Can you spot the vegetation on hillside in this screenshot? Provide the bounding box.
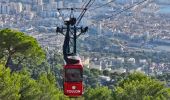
[0,29,170,100]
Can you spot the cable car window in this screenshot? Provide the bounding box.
[65,69,82,82]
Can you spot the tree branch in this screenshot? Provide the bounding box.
[16,56,26,67]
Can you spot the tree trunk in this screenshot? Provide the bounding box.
[5,55,12,68]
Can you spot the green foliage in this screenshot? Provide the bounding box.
[84,86,112,100]
[103,70,110,76]
[115,72,170,100]
[84,67,91,76]
[110,72,125,85]
[0,28,45,68]
[156,73,170,82]
[0,64,21,100]
[31,61,51,79]
[83,68,102,88]
[19,69,41,100]
[48,51,64,66]
[37,73,64,100]
[0,64,66,100]
[90,68,101,77]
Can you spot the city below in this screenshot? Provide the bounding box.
[1,0,170,87]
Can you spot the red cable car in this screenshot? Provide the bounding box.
[56,16,88,97]
[63,57,83,97]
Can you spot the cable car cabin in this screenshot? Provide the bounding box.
[64,61,83,97]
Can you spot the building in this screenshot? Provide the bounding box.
[24,4,31,11]
[0,3,10,14]
[57,1,64,8]
[15,2,23,13]
[37,0,43,5]
[49,0,55,4]
[81,57,90,68]
[9,2,23,14]
[127,58,136,64]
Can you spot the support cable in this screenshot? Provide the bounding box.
[89,0,116,11]
[76,0,95,26]
[104,0,149,20]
